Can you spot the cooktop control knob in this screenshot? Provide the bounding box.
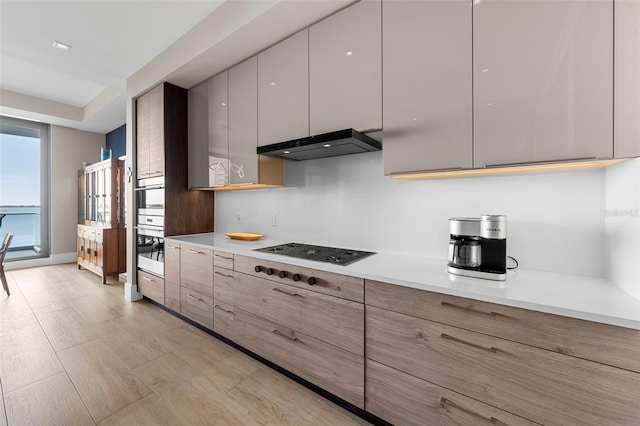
[279,271,288,279]
[254,265,262,273]
[308,277,317,285]
[266,268,274,275]
[292,274,301,282]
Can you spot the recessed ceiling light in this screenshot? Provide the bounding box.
[283,151,290,154]
[270,82,277,86]
[482,68,489,73]
[345,51,354,56]
[52,40,72,51]
[323,144,331,148]
[221,102,227,106]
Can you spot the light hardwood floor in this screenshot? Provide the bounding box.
[0,264,370,425]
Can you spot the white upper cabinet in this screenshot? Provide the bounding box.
[309,0,382,135]
[187,81,209,188]
[473,0,613,168]
[258,29,309,146]
[208,71,229,187]
[614,0,640,158]
[229,57,258,185]
[382,0,472,175]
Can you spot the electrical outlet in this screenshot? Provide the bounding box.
[236,213,243,224]
[271,214,277,227]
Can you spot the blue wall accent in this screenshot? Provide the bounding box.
[106,124,126,158]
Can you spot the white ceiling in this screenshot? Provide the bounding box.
[0,0,226,133]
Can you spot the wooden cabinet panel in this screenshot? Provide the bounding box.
[382,0,472,174]
[180,288,213,329]
[309,0,381,135]
[164,241,181,311]
[258,29,309,146]
[213,251,233,270]
[213,267,233,305]
[366,359,535,426]
[77,224,123,284]
[366,305,640,425]
[614,0,640,158]
[148,84,165,178]
[136,92,150,179]
[213,300,234,339]
[234,255,363,302]
[234,309,364,408]
[137,270,165,305]
[180,244,213,298]
[235,273,364,356]
[366,280,640,373]
[228,57,258,185]
[473,0,613,167]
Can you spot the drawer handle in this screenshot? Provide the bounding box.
[272,287,304,298]
[272,329,299,342]
[440,333,499,354]
[214,271,233,278]
[187,249,205,255]
[440,301,513,320]
[167,245,180,250]
[142,276,154,282]
[440,398,505,425]
[186,293,203,302]
[215,254,233,260]
[213,304,233,314]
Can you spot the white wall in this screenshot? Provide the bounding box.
[50,125,104,254]
[605,158,640,298]
[216,151,608,278]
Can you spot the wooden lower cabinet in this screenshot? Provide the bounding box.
[180,288,213,329]
[213,300,234,339]
[181,244,213,297]
[77,225,124,284]
[366,359,535,426]
[213,267,234,305]
[234,309,364,408]
[366,305,640,425]
[137,270,165,305]
[164,241,181,311]
[235,272,364,356]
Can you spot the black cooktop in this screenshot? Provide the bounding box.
[255,243,375,266]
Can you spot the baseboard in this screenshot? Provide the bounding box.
[4,251,77,271]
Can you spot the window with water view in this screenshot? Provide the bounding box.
[0,115,49,261]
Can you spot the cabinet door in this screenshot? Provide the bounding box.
[615,0,640,158]
[164,241,181,311]
[309,0,381,135]
[148,84,165,177]
[208,72,230,187]
[187,81,209,188]
[228,57,258,185]
[136,92,150,178]
[258,29,309,146]
[180,244,213,298]
[383,0,472,174]
[473,0,613,167]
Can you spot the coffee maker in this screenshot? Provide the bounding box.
[448,215,507,281]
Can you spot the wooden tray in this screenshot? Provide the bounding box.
[225,232,264,241]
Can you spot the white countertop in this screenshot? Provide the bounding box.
[165,233,640,330]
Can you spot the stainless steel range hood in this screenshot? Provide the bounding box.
[256,129,381,161]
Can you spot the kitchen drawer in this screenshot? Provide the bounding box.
[180,288,213,329]
[181,244,213,298]
[213,267,234,305]
[137,270,165,305]
[366,359,535,426]
[235,255,363,302]
[366,305,640,425]
[213,251,233,270]
[366,280,640,373]
[234,309,364,408]
[235,273,364,355]
[213,300,234,339]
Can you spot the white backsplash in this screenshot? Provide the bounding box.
[214,151,619,278]
[605,158,640,298]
